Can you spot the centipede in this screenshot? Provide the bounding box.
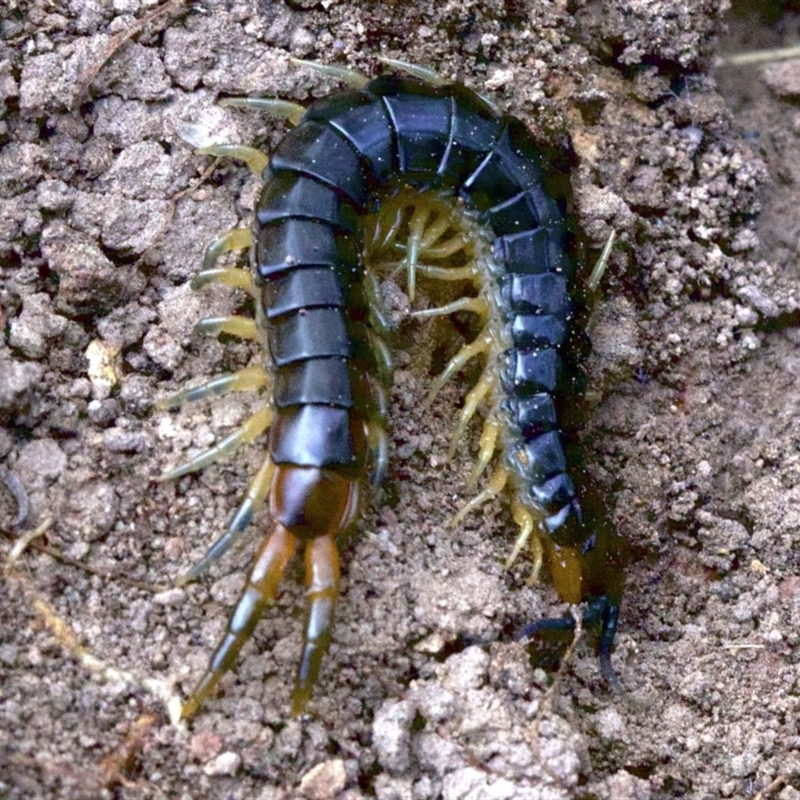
[160,58,625,719]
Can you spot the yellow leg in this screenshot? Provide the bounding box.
[375,56,448,86]
[219,97,306,126]
[157,366,268,410]
[196,226,254,274]
[176,456,276,586]
[418,213,454,249]
[191,266,254,295]
[586,229,616,293]
[414,264,480,282]
[450,466,509,527]
[196,143,269,178]
[505,500,545,586]
[469,417,500,488]
[160,406,272,481]
[195,315,260,340]
[368,420,390,486]
[290,58,370,89]
[365,188,480,294]
[369,203,405,252]
[390,222,474,298]
[369,331,395,384]
[410,295,487,321]
[420,233,473,260]
[402,203,432,302]
[448,371,495,459]
[364,271,396,335]
[423,330,492,410]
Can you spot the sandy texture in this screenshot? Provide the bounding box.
[2,0,799,798]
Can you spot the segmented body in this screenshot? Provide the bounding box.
[166,66,623,718]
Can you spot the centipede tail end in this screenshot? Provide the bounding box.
[517,593,622,693]
[517,496,626,691]
[181,522,298,719]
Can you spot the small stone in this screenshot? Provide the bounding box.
[87,398,119,427]
[102,426,145,453]
[152,587,185,606]
[64,481,119,539]
[299,759,347,799]
[0,355,43,421]
[372,700,414,773]
[42,221,145,317]
[763,59,800,98]
[85,339,122,400]
[16,439,67,491]
[100,141,174,199]
[8,293,69,359]
[202,750,241,777]
[373,774,414,800]
[414,632,447,654]
[438,647,490,694]
[589,769,652,800]
[0,142,46,192]
[100,196,171,255]
[36,178,76,212]
[19,52,66,113]
[96,42,171,101]
[0,644,19,666]
[593,707,626,742]
[97,303,157,350]
[142,326,184,372]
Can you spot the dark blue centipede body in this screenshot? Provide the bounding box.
[260,77,582,527]
[179,69,624,718]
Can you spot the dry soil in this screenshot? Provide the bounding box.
[2,1,800,798]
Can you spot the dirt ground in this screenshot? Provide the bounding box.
[2,0,800,798]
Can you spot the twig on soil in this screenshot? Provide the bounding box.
[73,0,188,102]
[753,774,789,800]
[99,713,160,790]
[7,517,52,563]
[138,155,227,266]
[4,519,185,726]
[4,514,167,592]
